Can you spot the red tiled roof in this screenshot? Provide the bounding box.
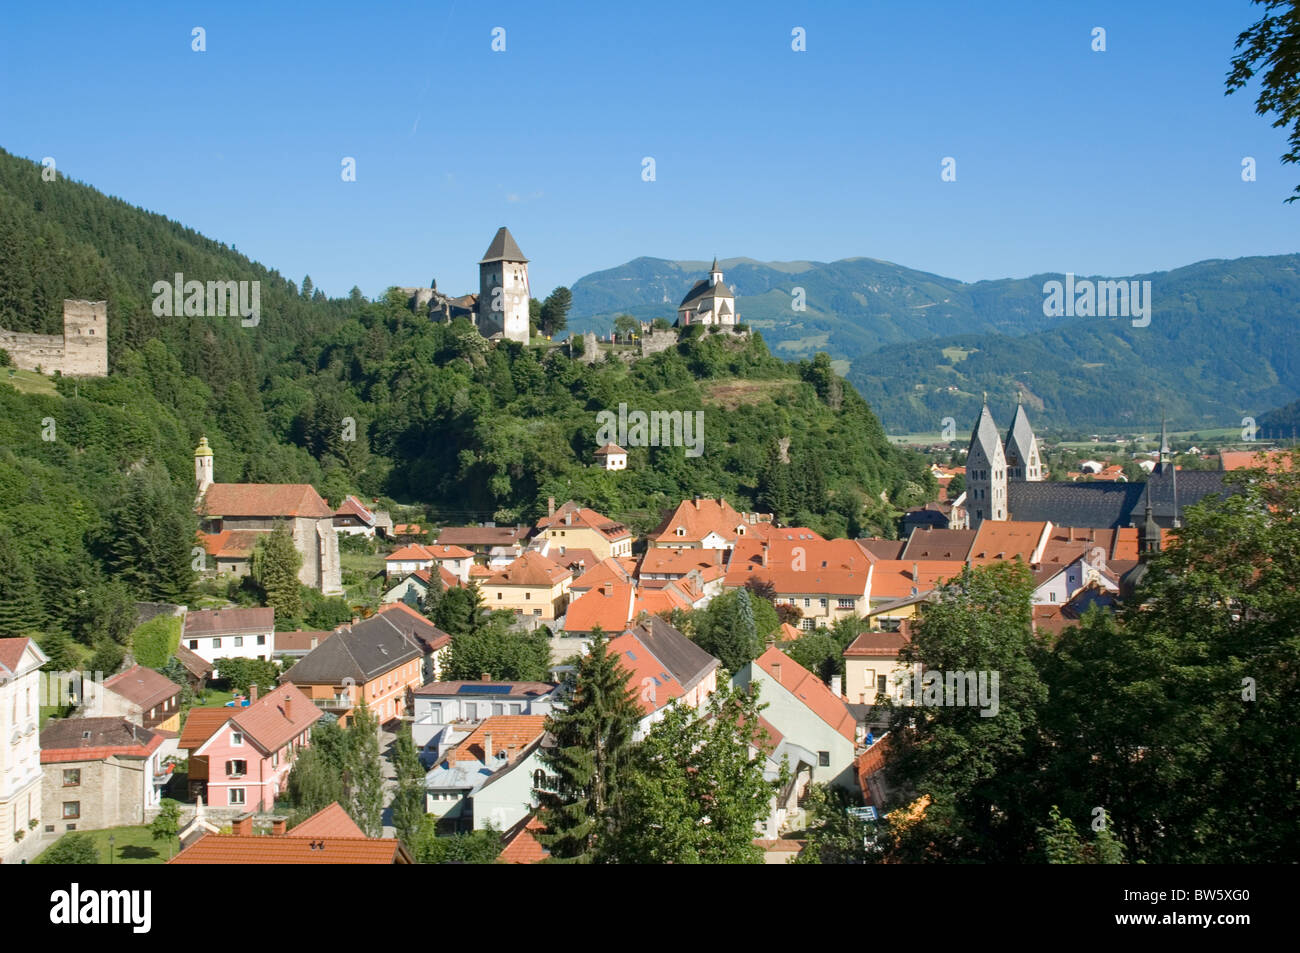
[273,630,334,653]
[436,525,530,547]
[200,483,333,519]
[0,637,33,672]
[725,537,873,595]
[843,631,909,658]
[868,560,965,600]
[607,631,685,716]
[564,583,636,634]
[499,815,549,864]
[40,717,164,762]
[650,498,749,545]
[594,443,627,456]
[637,547,728,578]
[968,520,1050,565]
[753,646,856,743]
[169,832,409,864]
[550,548,601,574]
[387,544,434,562]
[174,643,213,678]
[177,707,235,751]
[224,685,320,755]
[334,495,376,525]
[200,530,262,558]
[447,716,547,764]
[486,551,572,588]
[571,557,635,591]
[535,501,632,542]
[290,802,365,838]
[633,586,691,617]
[104,665,180,711]
[1220,449,1293,472]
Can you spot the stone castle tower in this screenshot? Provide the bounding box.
[0,299,108,377]
[476,226,530,344]
[966,399,1008,528]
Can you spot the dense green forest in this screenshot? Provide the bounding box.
[0,147,929,665]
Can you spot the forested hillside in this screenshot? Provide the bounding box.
[0,148,930,669]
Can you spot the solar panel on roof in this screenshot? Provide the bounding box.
[625,650,637,660]
[457,684,512,694]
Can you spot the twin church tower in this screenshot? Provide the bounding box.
[964,397,1043,527]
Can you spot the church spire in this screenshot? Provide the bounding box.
[709,257,722,286]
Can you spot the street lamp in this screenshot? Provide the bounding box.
[108,833,114,865]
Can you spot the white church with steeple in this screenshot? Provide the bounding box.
[677,258,738,326]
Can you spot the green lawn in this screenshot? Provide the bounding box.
[1,367,59,396]
[38,825,172,864]
[195,686,239,708]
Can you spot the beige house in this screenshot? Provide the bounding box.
[842,630,917,705]
[484,552,573,620]
[0,638,47,861]
[725,536,873,631]
[534,501,633,561]
[40,718,166,834]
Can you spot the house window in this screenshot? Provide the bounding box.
[231,732,243,746]
[803,598,811,608]
[234,636,243,647]
[257,635,266,645]
[509,703,522,715]
[463,703,476,720]
[62,802,80,819]
[878,675,888,696]
[212,638,222,649]
[817,751,830,768]
[820,598,828,608]
[497,593,503,600]
[801,618,815,631]
[533,609,541,616]
[525,592,531,600]
[188,640,198,650]
[229,789,245,805]
[492,703,504,716]
[63,769,81,787]
[838,598,855,610]
[226,760,247,777]
[428,703,442,721]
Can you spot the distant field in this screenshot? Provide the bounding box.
[889,432,948,445]
[941,346,973,363]
[1,367,58,396]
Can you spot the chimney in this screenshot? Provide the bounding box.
[249,684,258,704]
[771,662,782,683]
[271,817,287,836]
[548,497,555,518]
[830,675,842,698]
[483,731,493,763]
[912,562,919,583]
[565,512,573,526]
[480,672,491,682]
[760,542,769,567]
[310,637,318,649]
[233,813,253,837]
[283,693,292,719]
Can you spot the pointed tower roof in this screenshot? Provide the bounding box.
[1005,403,1038,461]
[479,227,529,264]
[968,404,1003,463]
[710,257,720,272]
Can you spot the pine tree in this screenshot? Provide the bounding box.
[251,523,303,622]
[391,725,426,849]
[537,630,641,862]
[96,464,196,602]
[0,530,44,636]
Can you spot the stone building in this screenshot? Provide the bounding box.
[194,438,342,595]
[40,717,166,834]
[0,299,108,377]
[476,227,530,344]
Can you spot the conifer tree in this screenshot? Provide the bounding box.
[251,523,303,622]
[537,629,641,862]
[346,699,385,837]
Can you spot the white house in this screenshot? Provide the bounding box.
[410,681,557,753]
[0,638,47,861]
[594,443,628,471]
[182,607,275,675]
[423,716,547,832]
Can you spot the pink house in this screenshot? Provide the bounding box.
[191,684,320,811]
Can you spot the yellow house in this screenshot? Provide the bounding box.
[102,665,183,733]
[485,552,574,620]
[535,501,633,561]
[842,630,917,706]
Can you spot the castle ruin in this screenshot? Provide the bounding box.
[0,299,108,377]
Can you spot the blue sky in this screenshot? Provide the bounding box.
[1,0,1294,300]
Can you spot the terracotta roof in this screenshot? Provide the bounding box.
[169,831,410,864]
[40,717,163,762]
[564,583,636,634]
[637,547,728,578]
[499,815,549,864]
[0,637,34,673]
[486,551,572,588]
[968,520,1050,566]
[535,501,632,542]
[607,631,685,715]
[446,715,547,764]
[185,607,275,637]
[856,538,907,560]
[868,560,965,600]
[174,643,213,678]
[177,707,235,751]
[778,622,803,642]
[549,548,601,574]
[222,685,320,755]
[855,734,893,789]
[650,497,749,545]
[900,528,977,561]
[594,443,627,456]
[571,557,636,591]
[200,483,333,519]
[104,665,180,711]
[428,544,474,559]
[200,530,262,558]
[387,544,434,562]
[843,631,909,658]
[753,646,856,743]
[725,537,873,595]
[1220,449,1292,472]
[633,586,691,617]
[469,564,493,579]
[334,495,376,525]
[290,802,365,838]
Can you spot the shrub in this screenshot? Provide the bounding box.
[131,614,182,668]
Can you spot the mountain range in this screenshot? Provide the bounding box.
[568,254,1300,433]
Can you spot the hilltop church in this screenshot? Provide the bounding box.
[676,258,739,327]
[958,400,1231,531]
